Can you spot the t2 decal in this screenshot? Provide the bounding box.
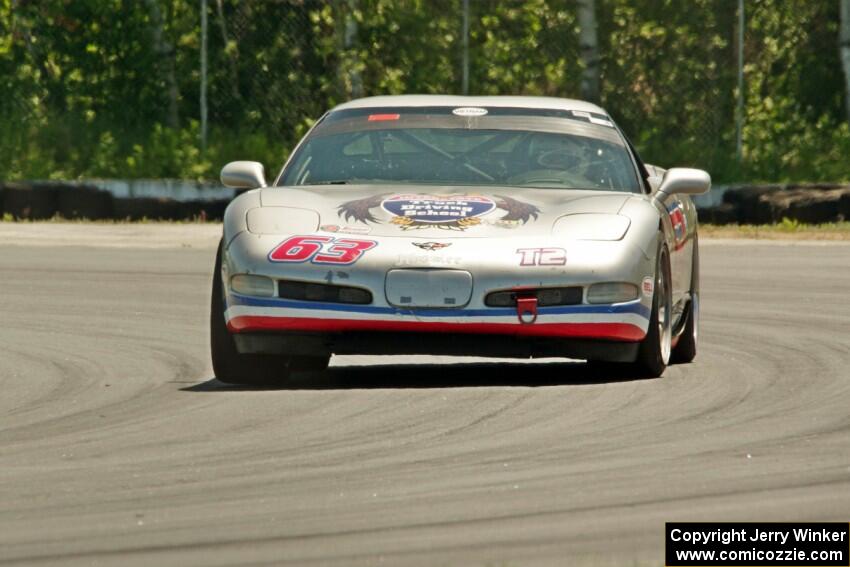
[269,235,377,265]
[516,247,567,266]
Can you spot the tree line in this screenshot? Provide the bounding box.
[0,0,848,183]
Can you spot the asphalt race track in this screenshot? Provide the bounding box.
[1,227,849,566]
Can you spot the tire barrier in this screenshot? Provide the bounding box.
[0,181,230,221]
[700,183,850,225]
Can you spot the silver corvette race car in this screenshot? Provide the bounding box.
[211,95,709,384]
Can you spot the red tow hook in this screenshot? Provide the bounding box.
[516,295,538,324]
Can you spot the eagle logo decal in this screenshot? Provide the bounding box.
[338,193,540,231]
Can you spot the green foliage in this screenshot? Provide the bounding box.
[473,1,578,96]
[0,0,848,182]
[601,0,736,174]
[735,0,848,182]
[701,220,850,240]
[779,217,802,231]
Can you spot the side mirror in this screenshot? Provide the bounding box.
[654,168,710,202]
[221,161,267,189]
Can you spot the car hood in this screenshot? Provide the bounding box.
[258,184,634,238]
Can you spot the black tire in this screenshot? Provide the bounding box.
[671,235,699,364]
[630,237,673,378]
[210,240,293,385]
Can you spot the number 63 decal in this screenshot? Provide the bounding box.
[269,235,377,265]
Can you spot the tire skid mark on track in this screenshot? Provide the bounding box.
[6,473,850,567]
[1,242,850,566]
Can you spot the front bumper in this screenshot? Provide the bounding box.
[232,328,641,362]
[222,231,654,356]
[225,292,649,342]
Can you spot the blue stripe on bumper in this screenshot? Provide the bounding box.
[227,293,651,320]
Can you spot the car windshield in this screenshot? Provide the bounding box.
[279,107,641,192]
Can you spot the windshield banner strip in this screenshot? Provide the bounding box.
[311,114,625,146]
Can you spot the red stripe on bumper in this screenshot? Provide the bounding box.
[226,316,646,342]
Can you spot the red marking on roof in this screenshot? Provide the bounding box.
[367,113,400,121]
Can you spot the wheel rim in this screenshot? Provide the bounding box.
[658,254,672,364]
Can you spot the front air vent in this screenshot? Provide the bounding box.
[485,287,583,307]
[278,280,372,305]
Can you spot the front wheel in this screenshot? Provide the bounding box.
[671,235,699,364]
[630,238,673,378]
[210,240,294,386]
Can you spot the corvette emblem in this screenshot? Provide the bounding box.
[412,241,452,251]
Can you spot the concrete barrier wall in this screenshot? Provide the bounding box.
[1,180,848,223]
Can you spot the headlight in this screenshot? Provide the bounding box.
[552,213,630,240]
[230,274,276,297]
[246,207,320,234]
[586,282,639,304]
